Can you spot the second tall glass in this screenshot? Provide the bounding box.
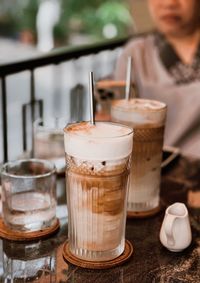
[111,99,167,214]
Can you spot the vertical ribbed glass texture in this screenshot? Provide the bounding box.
[66,156,131,261]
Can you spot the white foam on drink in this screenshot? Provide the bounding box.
[64,122,133,160]
[111,99,166,125]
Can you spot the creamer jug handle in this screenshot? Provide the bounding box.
[164,214,176,246]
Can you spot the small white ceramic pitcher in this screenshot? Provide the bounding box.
[160,202,192,252]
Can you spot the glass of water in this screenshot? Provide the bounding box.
[33,117,67,174]
[1,159,56,232]
[2,239,56,281]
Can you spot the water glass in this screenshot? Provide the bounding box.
[2,239,56,281]
[33,117,66,173]
[1,159,56,232]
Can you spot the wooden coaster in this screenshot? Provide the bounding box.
[127,204,161,219]
[0,218,60,241]
[62,239,133,269]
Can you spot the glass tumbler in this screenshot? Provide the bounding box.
[33,117,67,174]
[111,98,167,213]
[64,121,133,261]
[1,159,56,232]
[2,239,56,281]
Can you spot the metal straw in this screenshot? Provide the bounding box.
[89,71,95,125]
[125,56,132,100]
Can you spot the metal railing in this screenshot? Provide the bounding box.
[0,36,129,163]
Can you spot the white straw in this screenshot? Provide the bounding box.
[125,56,132,100]
[89,72,95,125]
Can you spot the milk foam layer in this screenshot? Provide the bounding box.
[111,99,166,126]
[64,122,133,161]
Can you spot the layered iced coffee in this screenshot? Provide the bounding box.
[64,121,133,261]
[111,99,167,213]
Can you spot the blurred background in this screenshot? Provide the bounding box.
[0,0,154,162]
[0,0,154,54]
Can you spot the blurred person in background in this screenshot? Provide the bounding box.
[115,0,200,157]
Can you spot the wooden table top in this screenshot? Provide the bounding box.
[1,155,200,282]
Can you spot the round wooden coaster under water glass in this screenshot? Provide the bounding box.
[127,204,162,219]
[0,218,60,241]
[63,239,133,269]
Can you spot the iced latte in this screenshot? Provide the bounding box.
[64,122,133,261]
[111,99,167,214]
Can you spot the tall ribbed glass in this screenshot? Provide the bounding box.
[111,99,167,213]
[64,122,133,261]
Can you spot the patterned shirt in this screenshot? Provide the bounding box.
[154,32,200,85]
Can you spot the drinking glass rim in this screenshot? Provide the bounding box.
[1,159,56,179]
[111,98,167,112]
[63,121,134,139]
